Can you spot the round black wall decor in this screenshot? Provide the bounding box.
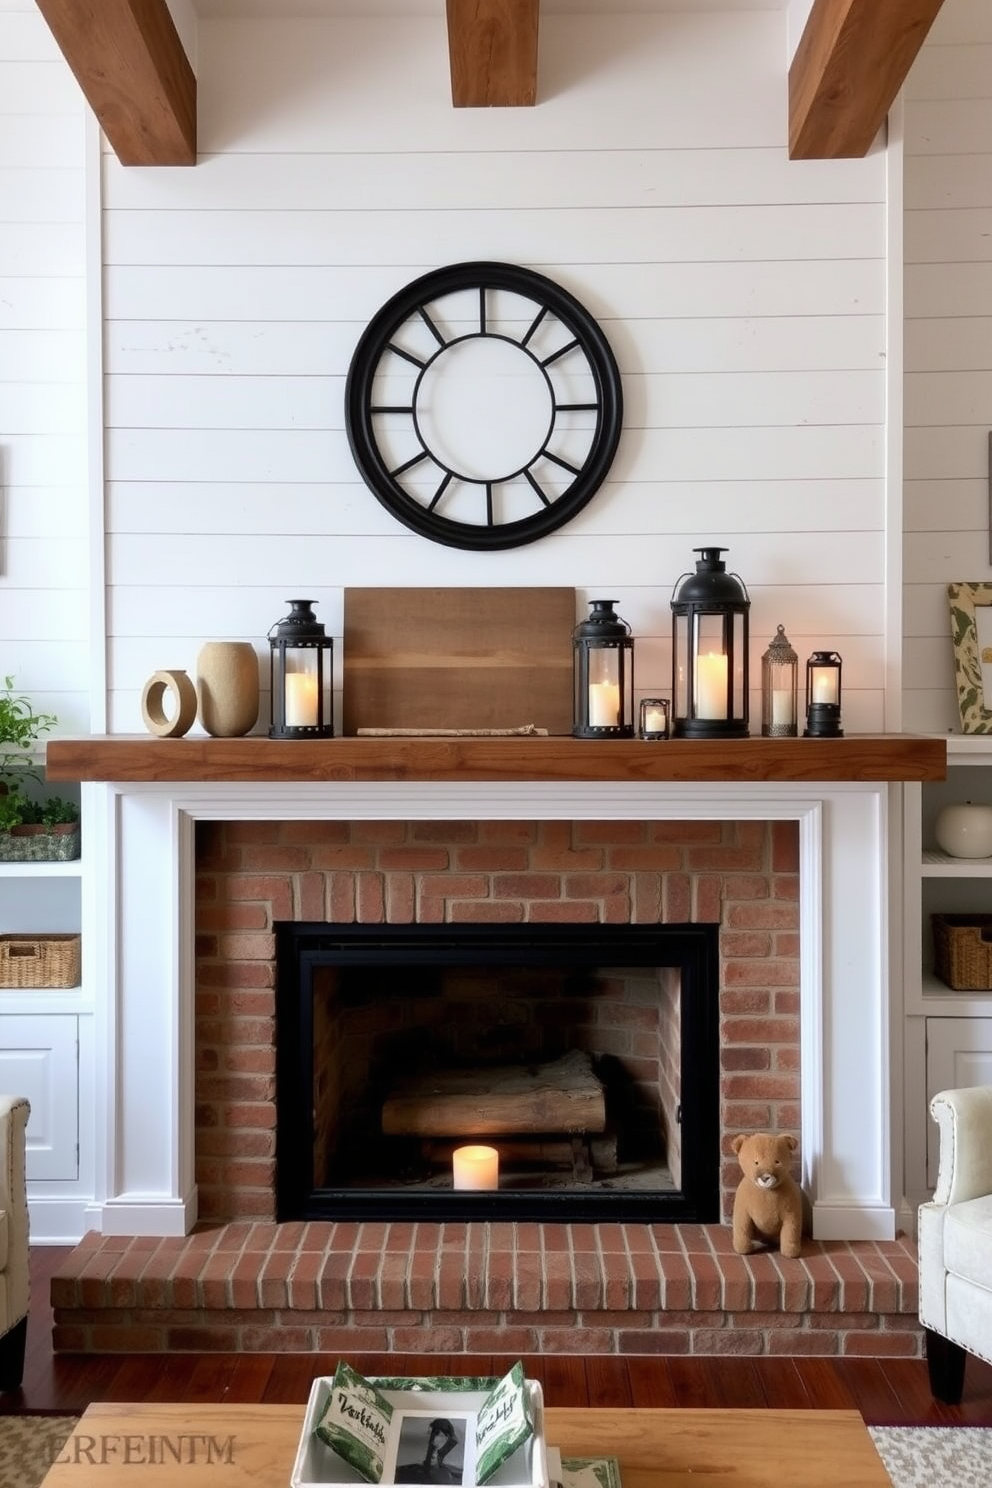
[344,261,624,551]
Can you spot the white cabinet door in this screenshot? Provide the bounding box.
[926,1017,992,1189]
[0,1014,78,1180]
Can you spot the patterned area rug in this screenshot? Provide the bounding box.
[868,1428,992,1487]
[0,1414,79,1488]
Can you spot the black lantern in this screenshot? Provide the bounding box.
[804,650,843,738]
[572,599,635,738]
[761,624,798,738]
[268,599,334,739]
[670,547,750,739]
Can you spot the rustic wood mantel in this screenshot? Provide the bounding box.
[45,733,946,785]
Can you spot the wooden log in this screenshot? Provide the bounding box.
[381,1049,606,1137]
[420,1132,618,1173]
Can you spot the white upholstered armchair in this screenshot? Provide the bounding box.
[0,1095,30,1391]
[918,1085,992,1403]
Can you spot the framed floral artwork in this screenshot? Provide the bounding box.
[949,581,992,732]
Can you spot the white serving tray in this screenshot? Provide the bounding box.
[291,1374,548,1488]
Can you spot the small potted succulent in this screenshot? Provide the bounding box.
[0,677,78,862]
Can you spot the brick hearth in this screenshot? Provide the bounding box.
[51,1222,922,1357]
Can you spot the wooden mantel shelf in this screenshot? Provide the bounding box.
[45,733,946,785]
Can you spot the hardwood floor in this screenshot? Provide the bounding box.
[4,1247,992,1424]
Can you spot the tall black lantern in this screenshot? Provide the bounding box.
[804,650,843,738]
[572,599,635,738]
[670,547,750,739]
[268,599,334,739]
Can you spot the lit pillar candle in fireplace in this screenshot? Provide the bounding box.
[452,1144,499,1190]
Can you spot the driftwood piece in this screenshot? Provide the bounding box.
[381,1049,606,1137]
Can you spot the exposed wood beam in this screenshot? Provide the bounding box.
[445,0,539,108]
[789,0,945,159]
[34,0,196,166]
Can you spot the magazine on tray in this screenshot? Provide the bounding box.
[313,1359,535,1486]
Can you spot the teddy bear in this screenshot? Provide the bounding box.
[731,1131,803,1259]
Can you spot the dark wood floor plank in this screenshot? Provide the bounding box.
[792,1357,860,1411]
[708,1357,767,1409]
[665,1357,721,1409]
[750,1358,811,1409]
[585,1357,631,1408]
[832,1359,902,1421]
[531,1356,588,1408]
[625,1356,678,1407]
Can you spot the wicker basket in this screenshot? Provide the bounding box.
[932,913,992,990]
[0,933,81,989]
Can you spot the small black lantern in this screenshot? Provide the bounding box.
[804,650,843,738]
[670,547,750,739]
[761,624,798,738]
[639,697,670,740]
[268,599,334,739]
[572,599,635,738]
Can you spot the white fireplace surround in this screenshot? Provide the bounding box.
[83,776,899,1243]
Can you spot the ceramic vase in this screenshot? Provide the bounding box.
[934,802,992,859]
[196,641,259,738]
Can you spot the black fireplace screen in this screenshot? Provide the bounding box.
[275,922,719,1222]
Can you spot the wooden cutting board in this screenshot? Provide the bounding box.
[342,587,576,736]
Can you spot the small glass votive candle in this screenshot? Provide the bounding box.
[639,698,670,740]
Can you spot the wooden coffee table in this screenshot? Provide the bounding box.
[40,1402,891,1486]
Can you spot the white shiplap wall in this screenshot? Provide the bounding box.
[904,0,992,734]
[101,8,888,733]
[0,0,89,734]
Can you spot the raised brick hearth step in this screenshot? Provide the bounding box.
[51,1222,922,1359]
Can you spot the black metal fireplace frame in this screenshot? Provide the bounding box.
[275,921,720,1223]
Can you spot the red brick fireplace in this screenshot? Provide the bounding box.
[45,736,941,1356]
[192,816,801,1227]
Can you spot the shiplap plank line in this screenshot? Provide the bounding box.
[104,148,884,213]
[104,424,883,485]
[105,530,885,589]
[104,315,887,378]
[0,331,85,382]
[106,480,884,538]
[905,155,992,212]
[102,205,885,267]
[104,370,884,430]
[104,262,885,324]
[905,316,992,370]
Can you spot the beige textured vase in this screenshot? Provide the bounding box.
[196,641,260,738]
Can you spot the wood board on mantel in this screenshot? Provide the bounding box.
[342,587,576,736]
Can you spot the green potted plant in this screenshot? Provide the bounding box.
[0,677,78,862]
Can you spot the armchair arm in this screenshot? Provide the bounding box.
[0,1095,30,1327]
[930,1085,992,1206]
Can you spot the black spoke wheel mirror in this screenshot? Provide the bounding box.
[345,261,624,551]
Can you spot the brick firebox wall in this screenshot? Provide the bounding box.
[194,818,801,1226]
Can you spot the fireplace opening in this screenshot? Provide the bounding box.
[275,921,720,1221]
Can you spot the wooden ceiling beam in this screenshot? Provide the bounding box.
[445,0,539,108]
[34,0,196,166]
[789,0,945,160]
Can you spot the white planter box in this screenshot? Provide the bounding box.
[291,1375,548,1488]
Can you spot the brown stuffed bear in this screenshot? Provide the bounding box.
[731,1131,803,1259]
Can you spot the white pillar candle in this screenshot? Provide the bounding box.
[695,653,728,720]
[771,688,793,727]
[452,1144,499,1190]
[811,669,839,705]
[587,680,620,728]
[642,703,668,735]
[284,672,318,727]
